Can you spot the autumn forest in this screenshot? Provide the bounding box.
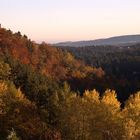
[0,27,140,140]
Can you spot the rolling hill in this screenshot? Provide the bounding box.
[54,34,140,47]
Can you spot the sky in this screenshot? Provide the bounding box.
[0,0,140,43]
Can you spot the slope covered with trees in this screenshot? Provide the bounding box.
[0,27,140,140]
[61,45,140,102]
[0,27,104,80]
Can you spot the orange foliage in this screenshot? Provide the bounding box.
[0,27,105,80]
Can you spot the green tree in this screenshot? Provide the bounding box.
[0,81,55,140]
[0,60,11,81]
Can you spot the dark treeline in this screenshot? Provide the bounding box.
[60,45,140,102]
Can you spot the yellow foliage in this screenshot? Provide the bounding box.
[15,88,25,100]
[0,82,8,115]
[124,119,139,140]
[0,82,8,93]
[125,92,140,110]
[65,52,74,63]
[72,70,86,78]
[101,89,120,109]
[84,89,100,103]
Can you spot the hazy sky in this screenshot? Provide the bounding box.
[0,0,140,43]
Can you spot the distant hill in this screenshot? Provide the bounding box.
[54,35,140,47]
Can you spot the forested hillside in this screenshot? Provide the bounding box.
[0,27,105,80]
[61,45,140,103]
[0,27,140,140]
